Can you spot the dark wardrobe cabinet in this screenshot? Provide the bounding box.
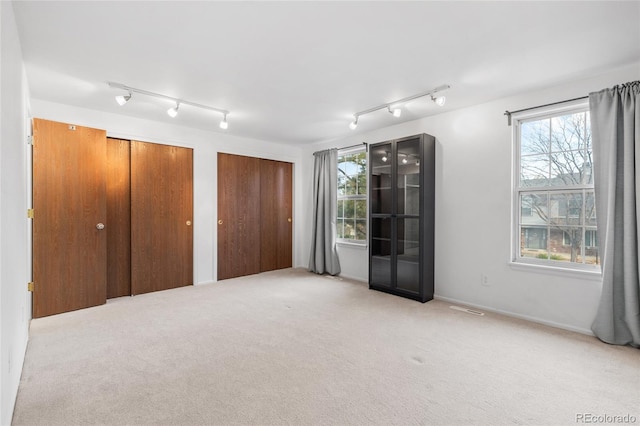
[369,134,435,302]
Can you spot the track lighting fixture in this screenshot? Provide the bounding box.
[115,92,131,106]
[349,84,450,129]
[381,155,388,162]
[388,106,402,118]
[167,102,180,118]
[402,158,408,164]
[107,81,230,129]
[431,95,446,107]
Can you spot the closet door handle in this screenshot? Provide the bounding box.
[96,223,105,230]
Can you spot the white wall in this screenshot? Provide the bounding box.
[0,2,31,424]
[30,99,306,285]
[302,63,640,334]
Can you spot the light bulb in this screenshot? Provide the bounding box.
[387,105,402,118]
[382,156,387,162]
[219,116,228,129]
[167,103,179,118]
[115,93,131,106]
[402,158,408,164]
[349,119,358,130]
[432,95,446,107]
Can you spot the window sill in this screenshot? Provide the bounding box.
[337,240,368,250]
[509,260,602,281]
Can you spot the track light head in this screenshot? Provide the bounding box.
[115,92,131,106]
[388,106,402,118]
[167,102,180,118]
[431,95,446,107]
[219,114,228,130]
[349,116,358,130]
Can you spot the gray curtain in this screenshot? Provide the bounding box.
[308,149,341,275]
[589,81,640,347]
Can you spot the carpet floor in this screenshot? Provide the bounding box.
[12,268,640,425]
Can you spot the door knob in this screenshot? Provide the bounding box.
[287,218,292,223]
[186,220,192,226]
[218,219,223,225]
[96,223,105,230]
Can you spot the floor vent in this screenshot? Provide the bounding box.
[450,305,485,316]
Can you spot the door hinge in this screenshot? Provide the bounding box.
[27,208,34,219]
[27,135,34,145]
[27,282,34,292]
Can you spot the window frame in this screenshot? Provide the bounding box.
[337,145,368,246]
[510,99,601,275]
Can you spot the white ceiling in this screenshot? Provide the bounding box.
[11,1,640,145]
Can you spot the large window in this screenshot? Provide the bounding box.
[514,103,600,271]
[337,147,367,243]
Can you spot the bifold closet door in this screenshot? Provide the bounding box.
[260,160,293,272]
[217,153,262,280]
[131,141,193,295]
[106,138,131,298]
[32,119,107,318]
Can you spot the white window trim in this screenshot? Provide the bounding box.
[510,99,601,275]
[337,145,368,246]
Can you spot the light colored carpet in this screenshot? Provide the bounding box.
[12,268,639,426]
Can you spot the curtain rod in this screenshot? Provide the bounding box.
[313,142,367,156]
[504,95,588,126]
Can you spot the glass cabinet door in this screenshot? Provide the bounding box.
[396,137,421,293]
[370,143,392,215]
[396,137,421,216]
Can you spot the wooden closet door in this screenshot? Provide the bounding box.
[217,153,261,280]
[260,160,293,272]
[32,119,107,318]
[131,141,193,295]
[106,138,131,298]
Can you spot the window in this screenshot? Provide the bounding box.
[514,103,600,270]
[337,147,367,243]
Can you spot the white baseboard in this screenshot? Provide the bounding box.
[434,295,594,336]
[337,273,367,283]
